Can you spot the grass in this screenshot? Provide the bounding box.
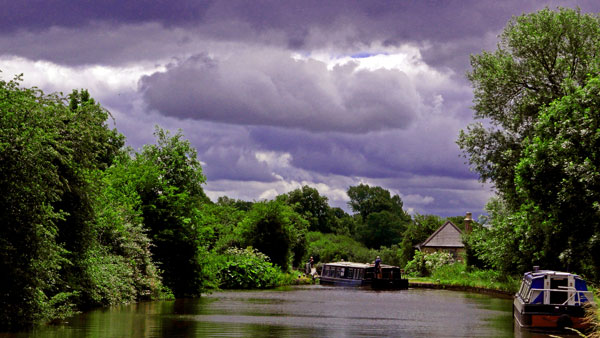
[408,263,521,294]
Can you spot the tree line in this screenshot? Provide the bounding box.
[0,76,452,329]
[3,6,600,331]
[459,7,600,281]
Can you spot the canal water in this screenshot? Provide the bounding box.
[1,285,578,337]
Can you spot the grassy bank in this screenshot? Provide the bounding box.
[406,263,600,337]
[407,263,521,294]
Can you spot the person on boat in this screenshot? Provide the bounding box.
[374,256,382,279]
[309,256,314,267]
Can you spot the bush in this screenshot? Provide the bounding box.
[217,247,282,289]
[404,251,453,277]
[377,245,402,267]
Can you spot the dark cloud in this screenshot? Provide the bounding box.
[3,0,597,70]
[0,1,213,33]
[248,120,476,181]
[139,52,421,133]
[4,0,600,217]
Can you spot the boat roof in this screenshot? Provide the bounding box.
[523,270,582,280]
[323,261,399,269]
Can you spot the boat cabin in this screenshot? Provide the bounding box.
[320,261,408,289]
[514,270,593,330]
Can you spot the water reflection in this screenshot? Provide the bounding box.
[0,286,582,337]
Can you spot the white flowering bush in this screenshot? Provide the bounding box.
[404,251,454,277]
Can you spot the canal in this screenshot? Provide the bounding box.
[0,285,579,337]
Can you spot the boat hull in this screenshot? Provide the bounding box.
[319,276,408,289]
[319,276,366,287]
[513,298,588,329]
[371,278,409,290]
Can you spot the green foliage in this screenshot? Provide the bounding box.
[85,154,167,304]
[458,7,600,205]
[347,184,411,249]
[347,184,407,220]
[404,251,453,277]
[278,185,335,233]
[217,196,253,211]
[216,248,281,289]
[133,127,213,297]
[238,200,308,270]
[205,202,247,252]
[305,231,375,264]
[426,263,520,293]
[0,74,126,328]
[328,207,360,236]
[457,7,600,281]
[359,210,408,248]
[376,244,403,267]
[399,214,442,266]
[514,77,600,279]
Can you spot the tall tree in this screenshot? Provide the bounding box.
[457,8,600,279]
[238,200,308,269]
[347,184,411,248]
[134,127,213,296]
[457,8,600,205]
[0,76,124,328]
[347,184,407,220]
[278,185,334,233]
[514,77,600,279]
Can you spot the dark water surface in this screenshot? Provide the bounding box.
[1,285,574,337]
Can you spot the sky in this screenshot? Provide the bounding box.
[2,1,599,218]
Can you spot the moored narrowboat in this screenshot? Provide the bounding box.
[319,261,408,289]
[513,269,594,330]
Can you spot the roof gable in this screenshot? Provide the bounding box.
[420,221,464,248]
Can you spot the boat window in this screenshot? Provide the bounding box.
[519,279,531,301]
[348,268,354,279]
[550,278,568,304]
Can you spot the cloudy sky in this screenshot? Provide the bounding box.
[2,1,599,218]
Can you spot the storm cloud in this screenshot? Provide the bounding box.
[139,49,428,132]
[2,0,599,216]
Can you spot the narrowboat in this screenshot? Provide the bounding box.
[319,261,408,289]
[513,269,594,330]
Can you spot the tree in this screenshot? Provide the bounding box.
[133,127,213,297]
[360,211,407,249]
[238,200,308,269]
[457,8,600,205]
[347,184,411,248]
[399,214,443,267]
[457,7,600,279]
[277,185,334,233]
[0,76,124,328]
[514,77,600,279]
[217,196,253,211]
[347,184,407,219]
[1,74,73,328]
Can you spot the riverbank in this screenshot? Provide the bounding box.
[408,279,514,298]
[406,263,520,294]
[405,267,599,337]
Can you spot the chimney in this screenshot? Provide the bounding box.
[464,212,473,233]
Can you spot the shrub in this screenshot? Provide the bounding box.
[217,247,281,289]
[404,251,453,277]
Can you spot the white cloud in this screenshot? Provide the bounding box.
[0,55,163,102]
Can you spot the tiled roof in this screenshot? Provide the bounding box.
[420,221,464,248]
